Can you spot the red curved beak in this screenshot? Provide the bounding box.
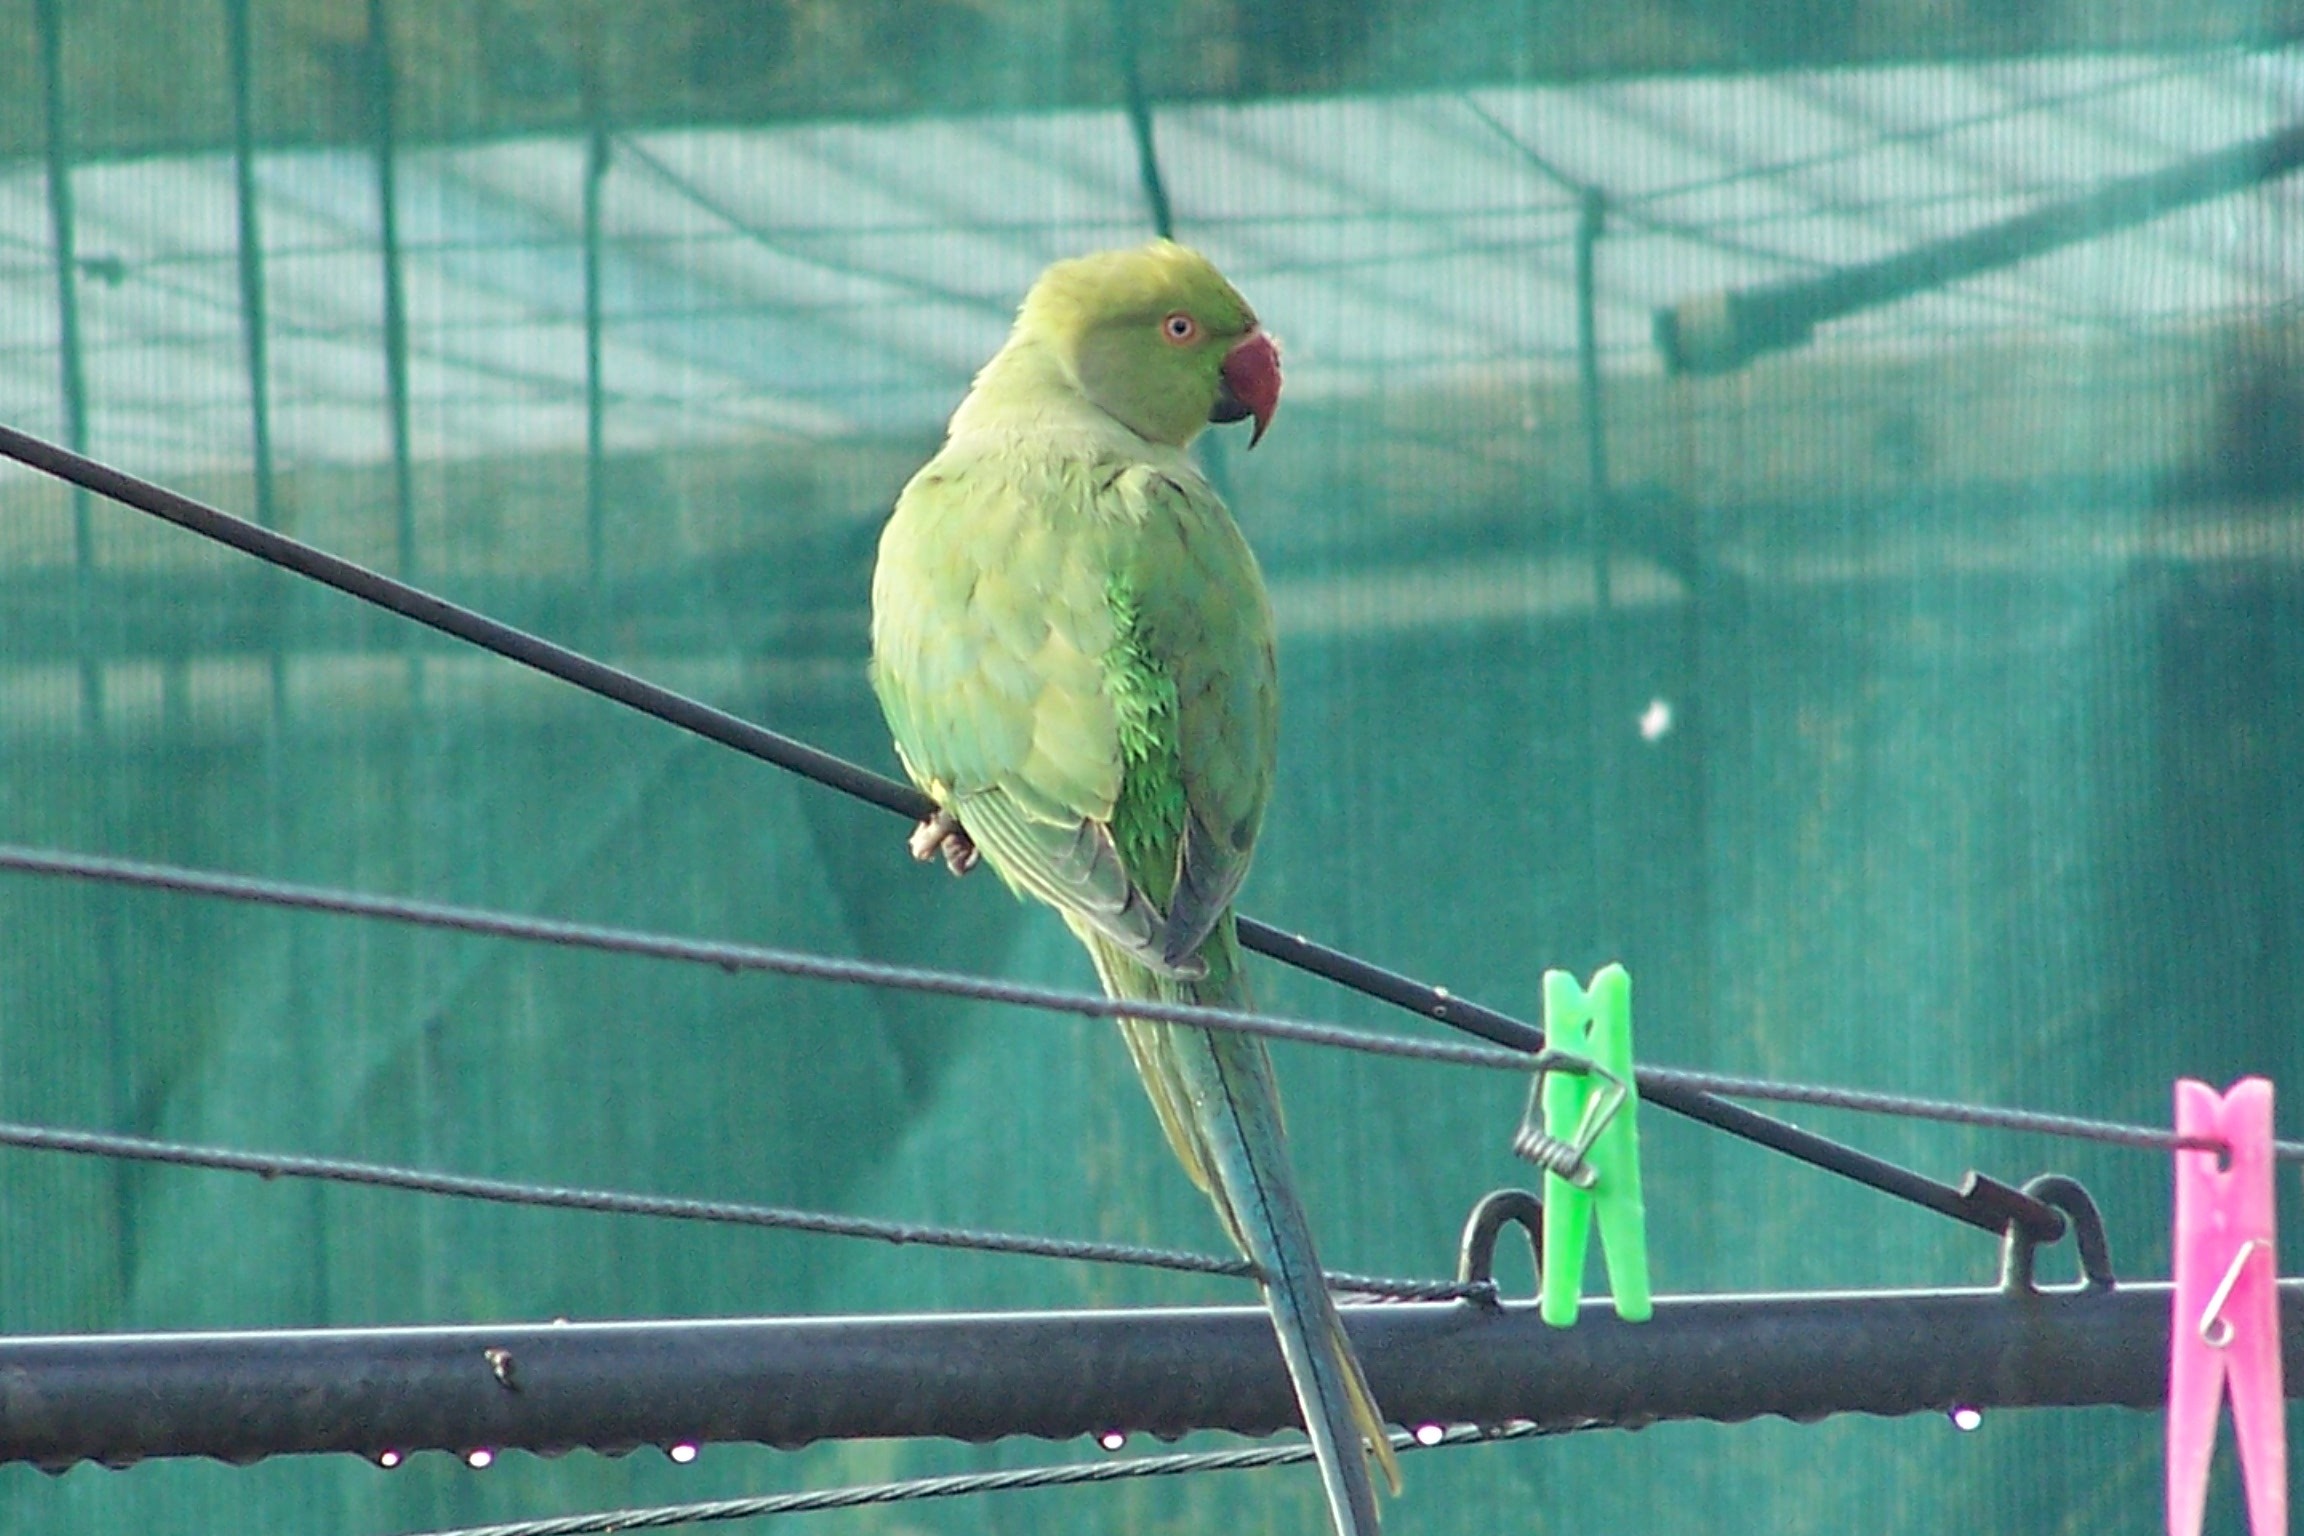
[1211,330,1282,447]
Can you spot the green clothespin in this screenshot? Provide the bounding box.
[1515,964,1651,1326]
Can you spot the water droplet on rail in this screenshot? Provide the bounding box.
[669,1443,699,1464]
[375,1450,403,1469]
[1098,1431,1128,1452]
[466,1448,495,1469]
[1948,1405,1983,1432]
[1413,1423,1447,1447]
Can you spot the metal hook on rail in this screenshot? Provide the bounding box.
[1997,1174,2115,1295]
[1455,1189,1544,1309]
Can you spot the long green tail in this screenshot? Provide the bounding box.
[1080,915,1399,1536]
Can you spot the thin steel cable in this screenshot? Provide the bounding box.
[388,1423,1564,1536]
[0,1119,1482,1301]
[1616,48,2258,214]
[1454,70,2260,343]
[614,136,1011,319]
[1455,92,2134,341]
[7,842,2296,1165]
[1454,94,1836,274]
[1648,1068,2304,1163]
[0,844,1541,1076]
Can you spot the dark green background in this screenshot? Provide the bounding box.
[1,1,2299,1531]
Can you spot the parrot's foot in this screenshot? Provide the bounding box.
[908,810,979,877]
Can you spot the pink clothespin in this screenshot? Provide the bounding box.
[2168,1077,2285,1536]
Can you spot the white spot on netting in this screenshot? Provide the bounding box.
[1639,697,1673,741]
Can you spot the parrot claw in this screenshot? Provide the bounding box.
[908,810,979,877]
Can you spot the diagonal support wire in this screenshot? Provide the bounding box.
[0,420,2066,1239]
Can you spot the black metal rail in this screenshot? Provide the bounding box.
[6,1282,2295,1471]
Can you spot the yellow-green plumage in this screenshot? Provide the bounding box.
[869,242,1397,1536]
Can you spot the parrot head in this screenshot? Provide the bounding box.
[1015,240,1281,448]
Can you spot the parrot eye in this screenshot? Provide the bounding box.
[1161,312,1200,346]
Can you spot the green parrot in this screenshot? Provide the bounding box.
[869,240,1399,1536]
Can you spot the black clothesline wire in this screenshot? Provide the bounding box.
[0,418,2161,1242]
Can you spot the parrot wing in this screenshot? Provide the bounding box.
[1119,466,1276,972]
[870,445,1205,977]
[1162,783,1252,967]
[947,786,1177,966]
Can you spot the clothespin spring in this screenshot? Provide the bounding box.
[1513,1060,1626,1190]
[2199,1238,2267,1348]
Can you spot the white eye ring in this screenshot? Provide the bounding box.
[1162,312,1199,345]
